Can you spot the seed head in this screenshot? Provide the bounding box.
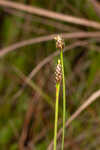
[54,35,65,49]
[55,59,62,83]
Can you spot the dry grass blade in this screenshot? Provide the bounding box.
[14,67,54,108]
[0,0,100,29]
[1,32,100,58]
[0,34,54,58]
[48,90,100,150]
[4,8,81,32]
[12,40,89,101]
[28,40,89,79]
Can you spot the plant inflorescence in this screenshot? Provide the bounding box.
[54,35,66,150]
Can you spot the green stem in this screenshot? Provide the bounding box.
[60,49,66,150]
[54,83,60,150]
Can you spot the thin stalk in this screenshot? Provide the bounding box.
[60,49,66,150]
[54,83,60,150]
[14,66,54,108]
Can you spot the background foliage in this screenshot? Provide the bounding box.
[0,0,100,150]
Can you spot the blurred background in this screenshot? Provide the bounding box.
[0,0,100,150]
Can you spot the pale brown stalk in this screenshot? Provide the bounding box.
[0,0,100,29]
[48,90,100,150]
[1,32,100,58]
[12,40,89,101]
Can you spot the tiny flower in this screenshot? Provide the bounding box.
[54,35,65,49]
[55,59,62,83]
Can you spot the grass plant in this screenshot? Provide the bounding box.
[54,82,60,150]
[60,45,66,150]
[54,35,66,150]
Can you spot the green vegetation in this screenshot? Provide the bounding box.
[54,82,60,150]
[60,41,66,150]
[0,0,100,150]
